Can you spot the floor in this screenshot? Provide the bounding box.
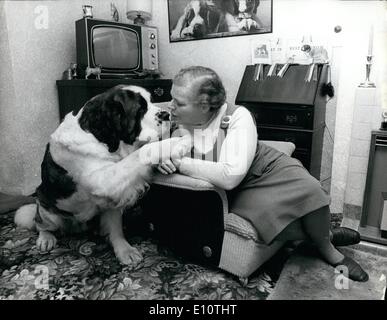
[0,193,35,215]
[267,243,387,300]
[1,192,386,300]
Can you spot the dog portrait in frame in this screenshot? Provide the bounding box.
[168,0,273,42]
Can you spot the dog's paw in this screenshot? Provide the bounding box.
[171,29,182,40]
[247,19,259,30]
[36,231,57,252]
[114,241,143,266]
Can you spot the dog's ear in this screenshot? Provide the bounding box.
[79,86,149,152]
[253,0,260,14]
[79,91,123,153]
[184,8,195,28]
[232,0,240,15]
[112,89,149,146]
[205,5,221,32]
[113,88,148,119]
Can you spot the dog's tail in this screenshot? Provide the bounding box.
[14,203,37,231]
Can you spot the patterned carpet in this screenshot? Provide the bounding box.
[0,190,342,301]
[0,211,280,300]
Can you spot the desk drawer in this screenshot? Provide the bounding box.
[257,127,313,150]
[83,83,171,103]
[246,104,314,130]
[292,149,311,170]
[57,79,172,120]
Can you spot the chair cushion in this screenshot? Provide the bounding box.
[260,140,295,156]
[224,212,262,243]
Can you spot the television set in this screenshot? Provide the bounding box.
[75,18,159,78]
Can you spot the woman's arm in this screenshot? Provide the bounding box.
[178,107,257,190]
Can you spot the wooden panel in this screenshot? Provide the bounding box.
[236,64,325,106]
[360,131,387,244]
[56,79,172,120]
[236,64,328,180]
[245,103,314,130]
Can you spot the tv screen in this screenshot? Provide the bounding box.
[92,27,139,69]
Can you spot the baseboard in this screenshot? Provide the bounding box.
[343,203,362,220]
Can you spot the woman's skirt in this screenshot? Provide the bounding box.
[228,143,330,244]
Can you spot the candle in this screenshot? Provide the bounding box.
[368,25,374,56]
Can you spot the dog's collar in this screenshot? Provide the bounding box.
[238,12,253,19]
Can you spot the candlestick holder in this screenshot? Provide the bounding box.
[359,55,376,88]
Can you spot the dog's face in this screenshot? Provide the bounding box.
[181,0,222,38]
[78,85,149,153]
[233,0,259,17]
[122,85,171,144]
[78,85,170,153]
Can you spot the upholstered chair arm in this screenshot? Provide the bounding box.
[152,140,295,197]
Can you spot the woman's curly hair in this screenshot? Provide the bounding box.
[173,66,226,111]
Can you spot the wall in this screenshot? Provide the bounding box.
[0,1,22,193]
[329,2,386,214]
[0,0,128,195]
[1,0,386,214]
[340,1,387,222]
[153,0,385,212]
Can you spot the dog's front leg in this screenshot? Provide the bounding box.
[36,230,57,252]
[223,13,241,32]
[246,18,259,30]
[100,209,143,266]
[171,14,187,39]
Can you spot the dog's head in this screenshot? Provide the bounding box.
[123,85,171,144]
[78,85,170,153]
[181,0,223,38]
[232,0,260,17]
[77,85,144,153]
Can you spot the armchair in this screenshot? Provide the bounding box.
[141,140,296,283]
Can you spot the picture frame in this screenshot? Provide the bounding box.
[167,0,273,43]
[251,39,272,65]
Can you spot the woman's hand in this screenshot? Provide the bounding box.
[157,159,177,175]
[157,158,183,175]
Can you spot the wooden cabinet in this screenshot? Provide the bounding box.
[235,64,328,180]
[56,79,172,120]
[359,131,387,245]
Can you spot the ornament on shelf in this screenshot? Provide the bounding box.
[359,25,376,88]
[111,3,119,22]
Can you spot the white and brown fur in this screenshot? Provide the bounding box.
[170,0,260,40]
[170,0,230,40]
[14,85,189,266]
[226,0,261,32]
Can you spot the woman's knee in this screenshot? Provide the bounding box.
[275,219,307,241]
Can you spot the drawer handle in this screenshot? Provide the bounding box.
[285,137,296,144]
[376,143,387,148]
[286,115,298,124]
[203,246,212,258]
[153,87,164,97]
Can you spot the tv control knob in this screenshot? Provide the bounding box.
[150,33,156,39]
[150,43,156,49]
[203,246,212,258]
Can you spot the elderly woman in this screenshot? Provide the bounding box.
[158,66,368,282]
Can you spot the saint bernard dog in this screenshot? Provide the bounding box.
[170,0,260,40]
[14,85,191,266]
[230,0,261,31]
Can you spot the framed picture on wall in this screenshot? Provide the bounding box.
[251,39,272,65]
[167,0,273,42]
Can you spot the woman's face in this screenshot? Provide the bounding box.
[169,83,209,126]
